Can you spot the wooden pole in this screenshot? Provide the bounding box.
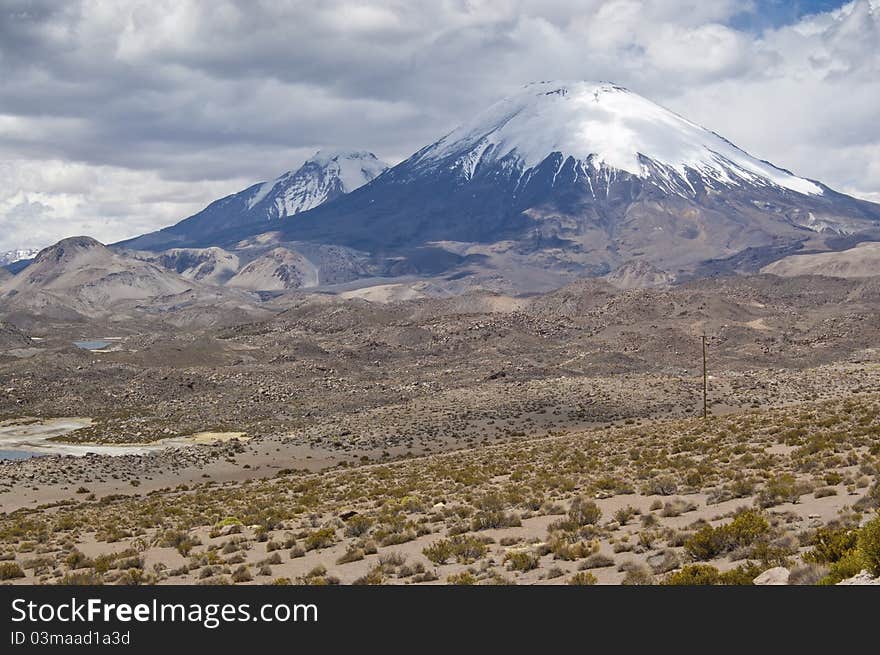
[702,334,708,420]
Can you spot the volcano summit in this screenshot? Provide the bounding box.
[124,81,880,293]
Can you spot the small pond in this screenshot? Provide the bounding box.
[73,340,111,350]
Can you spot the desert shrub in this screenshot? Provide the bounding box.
[412,570,439,583]
[568,571,597,585]
[160,529,200,556]
[643,476,678,496]
[336,546,365,564]
[343,515,373,537]
[725,509,770,546]
[647,549,680,574]
[788,563,828,585]
[21,556,53,573]
[822,550,866,584]
[621,564,653,585]
[568,497,602,527]
[261,552,283,566]
[398,562,425,578]
[352,566,384,585]
[548,534,598,561]
[446,571,476,585]
[423,535,489,565]
[804,525,858,564]
[614,506,638,525]
[470,511,520,531]
[661,499,696,517]
[684,509,770,561]
[579,553,615,569]
[0,561,25,580]
[755,474,809,507]
[297,565,340,586]
[423,539,454,565]
[664,564,721,585]
[663,563,759,585]
[504,550,539,572]
[857,514,880,576]
[58,571,103,585]
[304,527,337,551]
[684,525,728,561]
[231,565,252,583]
[64,549,93,570]
[717,563,763,585]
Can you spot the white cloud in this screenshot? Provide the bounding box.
[0,0,877,252]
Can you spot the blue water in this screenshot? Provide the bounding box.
[0,449,40,461]
[73,340,111,350]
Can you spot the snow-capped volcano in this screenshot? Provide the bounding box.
[412,81,821,197]
[247,150,389,217]
[118,150,388,251]
[118,81,880,293]
[272,80,880,289]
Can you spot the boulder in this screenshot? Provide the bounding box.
[754,567,790,585]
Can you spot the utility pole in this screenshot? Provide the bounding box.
[701,334,708,420]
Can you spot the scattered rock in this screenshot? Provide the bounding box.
[754,567,790,585]
[837,570,880,585]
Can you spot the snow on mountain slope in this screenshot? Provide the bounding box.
[0,248,41,266]
[412,81,822,197]
[117,150,389,251]
[247,150,389,217]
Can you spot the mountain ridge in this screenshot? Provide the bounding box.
[45,81,880,294]
[119,150,388,251]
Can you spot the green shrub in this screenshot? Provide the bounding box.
[856,514,880,576]
[304,527,337,551]
[822,550,866,585]
[664,564,721,585]
[684,509,770,561]
[423,539,453,564]
[725,509,770,546]
[804,525,858,564]
[664,563,760,585]
[684,525,728,561]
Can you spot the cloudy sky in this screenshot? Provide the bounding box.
[1,0,878,252]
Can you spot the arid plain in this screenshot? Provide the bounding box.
[1,274,879,585]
